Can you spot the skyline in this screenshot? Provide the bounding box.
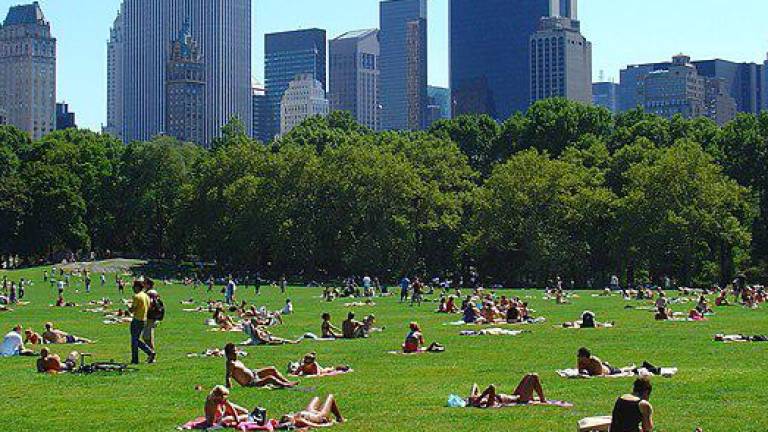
[2,0,766,131]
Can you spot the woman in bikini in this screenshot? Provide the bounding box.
[278,395,344,429]
[294,352,350,376]
[203,385,249,428]
[321,313,342,338]
[403,322,442,353]
[467,374,547,407]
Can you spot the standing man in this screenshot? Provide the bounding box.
[280,276,287,294]
[129,281,156,364]
[254,272,261,296]
[399,276,411,303]
[225,277,236,305]
[142,290,165,352]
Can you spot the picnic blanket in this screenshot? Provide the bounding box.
[577,416,612,431]
[178,417,276,431]
[459,328,524,336]
[557,367,678,379]
[448,395,573,408]
[187,349,248,358]
[445,317,546,326]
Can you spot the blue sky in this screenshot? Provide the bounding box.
[2,0,766,131]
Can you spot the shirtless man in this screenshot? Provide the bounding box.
[224,343,298,388]
[341,312,362,339]
[321,313,342,338]
[467,374,547,407]
[278,395,344,429]
[246,322,300,345]
[24,329,42,345]
[42,322,92,344]
[36,348,79,373]
[577,347,623,376]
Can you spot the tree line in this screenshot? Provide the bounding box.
[1,98,766,287]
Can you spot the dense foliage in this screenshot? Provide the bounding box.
[2,100,766,287]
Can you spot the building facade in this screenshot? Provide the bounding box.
[530,16,592,105]
[105,5,124,139]
[165,22,205,144]
[426,85,451,125]
[107,0,252,145]
[450,0,563,121]
[592,82,619,113]
[329,29,380,130]
[263,29,326,142]
[380,0,427,130]
[280,73,329,135]
[55,102,75,130]
[640,54,706,120]
[0,2,56,140]
[252,84,268,143]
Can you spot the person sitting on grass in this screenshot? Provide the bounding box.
[696,295,713,314]
[244,320,300,345]
[403,322,444,353]
[278,395,345,429]
[24,328,42,345]
[715,290,730,306]
[203,385,249,429]
[342,312,362,339]
[577,347,627,377]
[213,307,237,331]
[1,325,35,357]
[688,308,706,321]
[610,378,654,432]
[563,311,613,329]
[224,343,298,388]
[292,352,351,376]
[467,374,547,407]
[359,314,381,337]
[654,306,673,321]
[42,322,92,344]
[54,295,77,307]
[36,347,79,373]
[321,313,342,339]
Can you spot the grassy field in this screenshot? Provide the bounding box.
[1,264,767,432]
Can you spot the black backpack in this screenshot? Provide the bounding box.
[149,299,166,321]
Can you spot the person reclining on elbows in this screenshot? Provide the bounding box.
[224,343,297,388]
[577,347,624,376]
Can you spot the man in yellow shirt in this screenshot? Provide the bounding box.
[129,281,155,364]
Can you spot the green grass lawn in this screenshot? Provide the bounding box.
[1,264,767,431]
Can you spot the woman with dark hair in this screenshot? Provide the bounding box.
[610,378,654,432]
[321,313,341,339]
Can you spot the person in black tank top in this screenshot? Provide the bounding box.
[610,378,654,432]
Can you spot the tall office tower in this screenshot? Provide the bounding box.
[263,29,326,142]
[592,82,619,113]
[165,22,205,144]
[329,29,380,130]
[451,0,570,121]
[530,16,592,105]
[105,5,124,140]
[763,54,768,112]
[107,0,252,146]
[380,0,427,130]
[280,74,329,135]
[55,103,75,130]
[426,85,451,126]
[252,84,268,142]
[620,58,762,115]
[0,2,56,140]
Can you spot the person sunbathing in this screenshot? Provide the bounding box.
[403,322,443,353]
[359,314,381,336]
[321,313,342,338]
[577,347,626,376]
[36,348,79,373]
[714,334,768,342]
[203,385,249,428]
[244,321,300,345]
[563,311,613,328]
[42,322,92,344]
[467,374,547,407]
[610,378,654,432]
[213,308,236,330]
[696,295,712,314]
[715,290,730,306]
[278,395,344,429]
[688,309,706,321]
[654,306,673,321]
[24,329,42,345]
[54,296,77,307]
[341,312,363,339]
[293,352,351,376]
[224,343,297,388]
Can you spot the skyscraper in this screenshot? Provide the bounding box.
[329,29,380,131]
[529,16,592,105]
[426,85,451,126]
[165,21,205,144]
[107,0,252,146]
[450,0,561,121]
[252,84,268,143]
[0,2,56,140]
[263,29,326,142]
[380,0,427,130]
[280,73,329,135]
[592,82,620,113]
[55,103,75,130]
[105,5,124,140]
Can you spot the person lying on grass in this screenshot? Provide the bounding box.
[654,306,673,321]
[243,320,301,345]
[54,295,77,307]
[403,322,444,353]
[688,308,706,321]
[291,352,351,376]
[213,307,237,331]
[278,394,345,429]
[203,385,249,428]
[610,378,654,432]
[714,334,768,342]
[467,374,547,407]
[224,343,298,388]
[577,347,631,377]
[562,311,614,328]
[42,322,92,344]
[321,312,342,339]
[36,347,79,373]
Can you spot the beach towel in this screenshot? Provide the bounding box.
[557,367,677,379]
[187,349,248,358]
[445,317,545,326]
[178,418,276,431]
[459,328,524,336]
[577,416,612,431]
[292,368,354,378]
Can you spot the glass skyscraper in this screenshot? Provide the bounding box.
[379,0,427,131]
[262,29,326,143]
[450,0,560,121]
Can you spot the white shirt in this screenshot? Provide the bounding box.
[282,302,293,315]
[362,276,371,288]
[0,331,23,357]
